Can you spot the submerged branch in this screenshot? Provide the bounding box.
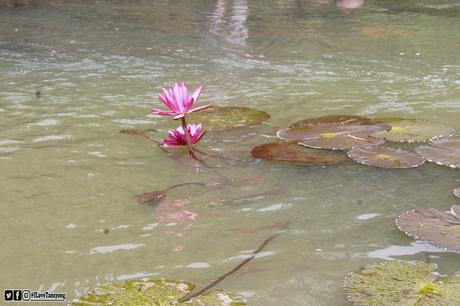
[177,231,284,303]
[135,182,207,206]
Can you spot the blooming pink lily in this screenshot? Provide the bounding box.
[152,82,212,120]
[161,123,206,147]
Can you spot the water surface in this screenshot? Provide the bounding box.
[1,0,460,305]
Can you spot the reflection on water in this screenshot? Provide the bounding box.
[1,0,460,305]
[209,0,249,47]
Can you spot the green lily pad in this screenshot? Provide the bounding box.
[454,187,460,198]
[370,118,455,143]
[347,146,425,168]
[251,142,348,165]
[277,122,388,150]
[396,207,460,252]
[344,261,460,306]
[73,278,246,306]
[289,115,372,129]
[415,138,460,169]
[188,106,270,131]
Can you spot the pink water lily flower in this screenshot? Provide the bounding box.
[161,123,206,147]
[152,82,211,120]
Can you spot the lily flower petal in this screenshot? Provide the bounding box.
[188,104,212,114]
[152,83,209,119]
[160,123,206,147]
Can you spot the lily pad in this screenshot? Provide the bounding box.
[277,122,388,150]
[347,146,425,168]
[370,118,455,143]
[396,207,460,252]
[451,205,460,218]
[454,187,460,198]
[288,115,372,129]
[344,261,460,306]
[415,138,460,169]
[188,106,270,131]
[251,142,348,165]
[73,278,246,306]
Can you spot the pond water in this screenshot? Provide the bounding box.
[1,0,460,304]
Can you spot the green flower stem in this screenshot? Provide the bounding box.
[181,117,195,157]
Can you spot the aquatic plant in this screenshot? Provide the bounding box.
[135,182,206,206]
[251,142,348,165]
[396,206,460,252]
[347,146,425,169]
[72,278,246,306]
[370,118,455,143]
[288,115,372,129]
[160,123,206,148]
[152,82,211,120]
[343,261,460,306]
[188,106,270,131]
[277,116,389,150]
[152,82,211,156]
[415,138,460,169]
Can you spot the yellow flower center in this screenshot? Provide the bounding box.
[391,126,406,133]
[377,153,391,160]
[321,133,336,139]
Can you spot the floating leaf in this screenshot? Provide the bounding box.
[73,278,246,306]
[251,142,348,165]
[188,106,270,131]
[344,261,460,306]
[277,122,388,150]
[396,207,460,252]
[370,118,455,143]
[455,187,460,198]
[135,191,167,206]
[347,146,425,168]
[288,115,372,129]
[415,138,460,169]
[135,183,206,206]
[451,205,460,218]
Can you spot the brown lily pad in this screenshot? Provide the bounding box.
[288,115,372,129]
[451,205,460,218]
[415,138,460,169]
[251,142,348,165]
[370,118,455,143]
[396,207,460,252]
[454,187,460,198]
[277,122,388,150]
[347,146,425,168]
[188,106,270,131]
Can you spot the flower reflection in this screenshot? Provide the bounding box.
[155,199,199,222]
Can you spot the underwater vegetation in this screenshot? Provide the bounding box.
[344,261,460,306]
[116,82,460,305]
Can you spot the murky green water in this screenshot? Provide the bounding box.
[1,0,460,305]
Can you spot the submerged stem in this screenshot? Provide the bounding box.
[177,232,284,303]
[181,117,195,157]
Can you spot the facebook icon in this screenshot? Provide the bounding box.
[13,290,22,301]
